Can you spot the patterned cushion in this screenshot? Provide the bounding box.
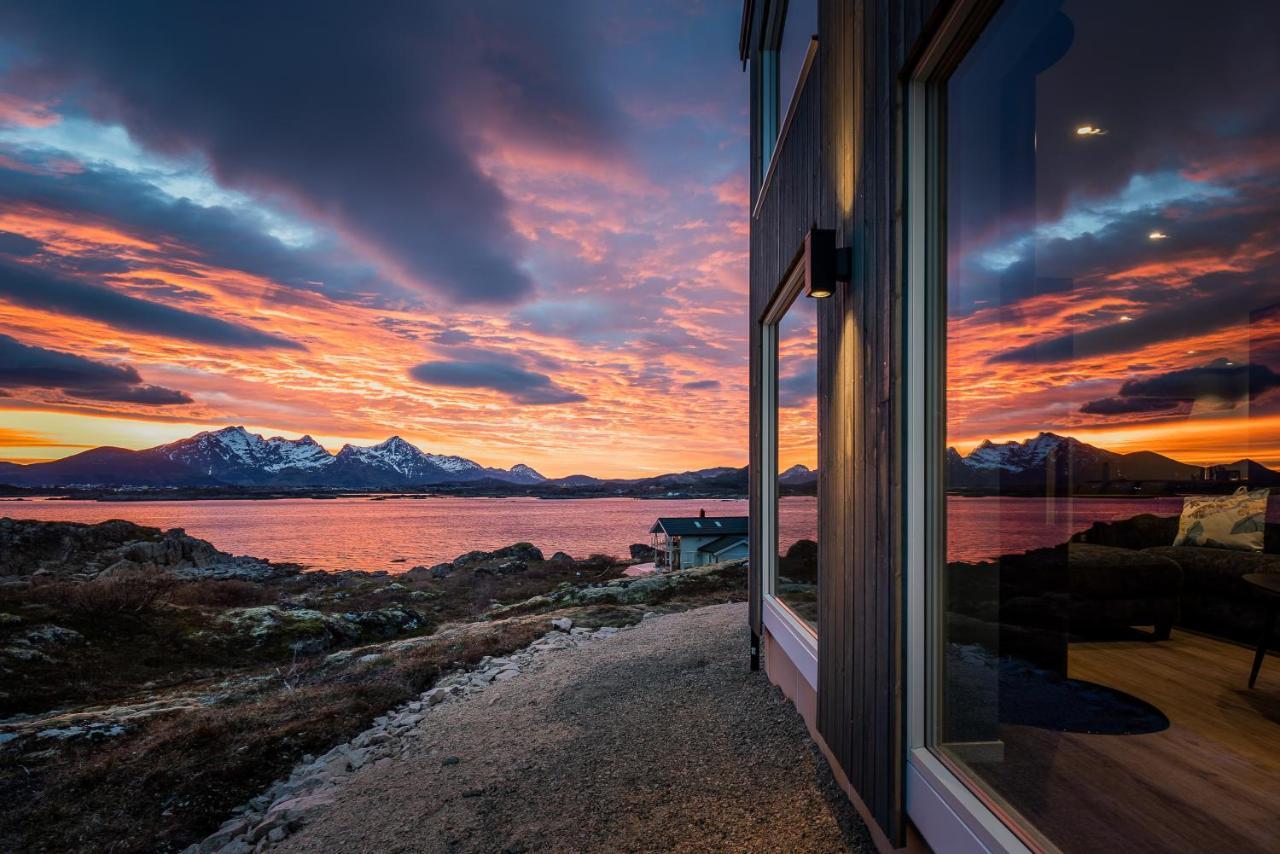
[1172,487,1269,552]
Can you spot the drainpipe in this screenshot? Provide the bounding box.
[750,630,760,671]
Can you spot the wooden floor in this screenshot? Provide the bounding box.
[954,630,1280,853]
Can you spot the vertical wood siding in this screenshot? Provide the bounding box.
[746,0,942,844]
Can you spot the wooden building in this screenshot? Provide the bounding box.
[742,1,1280,852]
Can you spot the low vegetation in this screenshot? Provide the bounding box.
[0,519,745,853]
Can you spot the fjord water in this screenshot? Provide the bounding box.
[1,496,766,571]
[8,493,1272,570]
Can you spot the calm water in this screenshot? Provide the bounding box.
[5,494,1268,570]
[2,496,783,572]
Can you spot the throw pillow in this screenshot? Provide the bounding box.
[1173,486,1269,552]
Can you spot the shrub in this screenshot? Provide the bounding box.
[166,579,275,608]
[27,572,176,614]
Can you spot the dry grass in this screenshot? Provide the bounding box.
[166,579,276,608]
[22,571,177,614]
[0,617,549,854]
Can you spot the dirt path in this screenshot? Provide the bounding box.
[275,603,871,853]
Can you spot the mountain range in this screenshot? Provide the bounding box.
[0,426,549,489]
[0,426,749,493]
[4,427,1273,494]
[946,431,1280,489]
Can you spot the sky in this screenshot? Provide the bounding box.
[944,0,1280,468]
[0,1,749,478]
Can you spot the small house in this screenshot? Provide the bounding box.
[648,512,748,570]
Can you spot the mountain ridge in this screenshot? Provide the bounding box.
[5,427,1278,493]
[1,426,547,489]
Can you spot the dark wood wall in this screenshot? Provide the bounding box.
[746,0,942,845]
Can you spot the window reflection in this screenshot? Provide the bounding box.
[776,290,818,630]
[937,1,1280,850]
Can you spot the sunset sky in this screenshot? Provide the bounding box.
[2,1,1277,481]
[0,1,748,478]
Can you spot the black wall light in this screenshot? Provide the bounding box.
[803,227,852,299]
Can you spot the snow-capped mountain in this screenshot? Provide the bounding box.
[778,464,817,485]
[0,426,554,488]
[158,426,334,483]
[502,463,547,484]
[333,436,450,483]
[947,432,1202,488]
[425,453,484,475]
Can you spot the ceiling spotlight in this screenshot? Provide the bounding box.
[1149,230,1169,240]
[1075,125,1106,136]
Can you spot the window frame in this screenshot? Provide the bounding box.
[759,242,819,685]
[903,0,1036,851]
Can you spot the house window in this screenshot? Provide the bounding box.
[913,1,1280,850]
[763,254,819,633]
[755,0,818,188]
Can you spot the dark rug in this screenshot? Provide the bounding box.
[996,658,1170,735]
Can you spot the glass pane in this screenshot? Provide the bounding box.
[777,292,818,630]
[779,0,817,108]
[937,1,1280,850]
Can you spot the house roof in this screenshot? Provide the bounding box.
[698,534,748,554]
[649,516,749,536]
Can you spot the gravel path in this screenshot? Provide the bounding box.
[276,603,872,853]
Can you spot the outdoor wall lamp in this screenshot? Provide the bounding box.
[804,227,852,299]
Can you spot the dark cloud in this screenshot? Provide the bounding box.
[991,261,1280,366]
[778,364,817,409]
[408,359,586,405]
[0,333,192,405]
[0,256,303,350]
[0,158,382,302]
[0,230,42,257]
[1079,396,1187,416]
[1081,360,1280,416]
[682,379,721,390]
[0,1,623,305]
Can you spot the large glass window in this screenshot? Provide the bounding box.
[929,1,1280,850]
[768,277,819,631]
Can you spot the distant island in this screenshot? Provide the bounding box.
[0,426,760,500]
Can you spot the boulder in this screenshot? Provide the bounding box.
[549,551,574,563]
[0,518,289,582]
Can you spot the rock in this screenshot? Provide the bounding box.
[551,617,573,632]
[405,561,454,580]
[549,551,574,563]
[494,668,520,682]
[424,688,446,706]
[0,518,291,582]
[21,625,83,646]
[442,755,461,766]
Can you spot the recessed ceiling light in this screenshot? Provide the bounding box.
[1076,125,1106,136]
[1149,230,1169,240]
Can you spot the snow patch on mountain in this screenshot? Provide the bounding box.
[161,426,335,474]
[963,432,1079,471]
[424,453,483,474]
[508,463,546,482]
